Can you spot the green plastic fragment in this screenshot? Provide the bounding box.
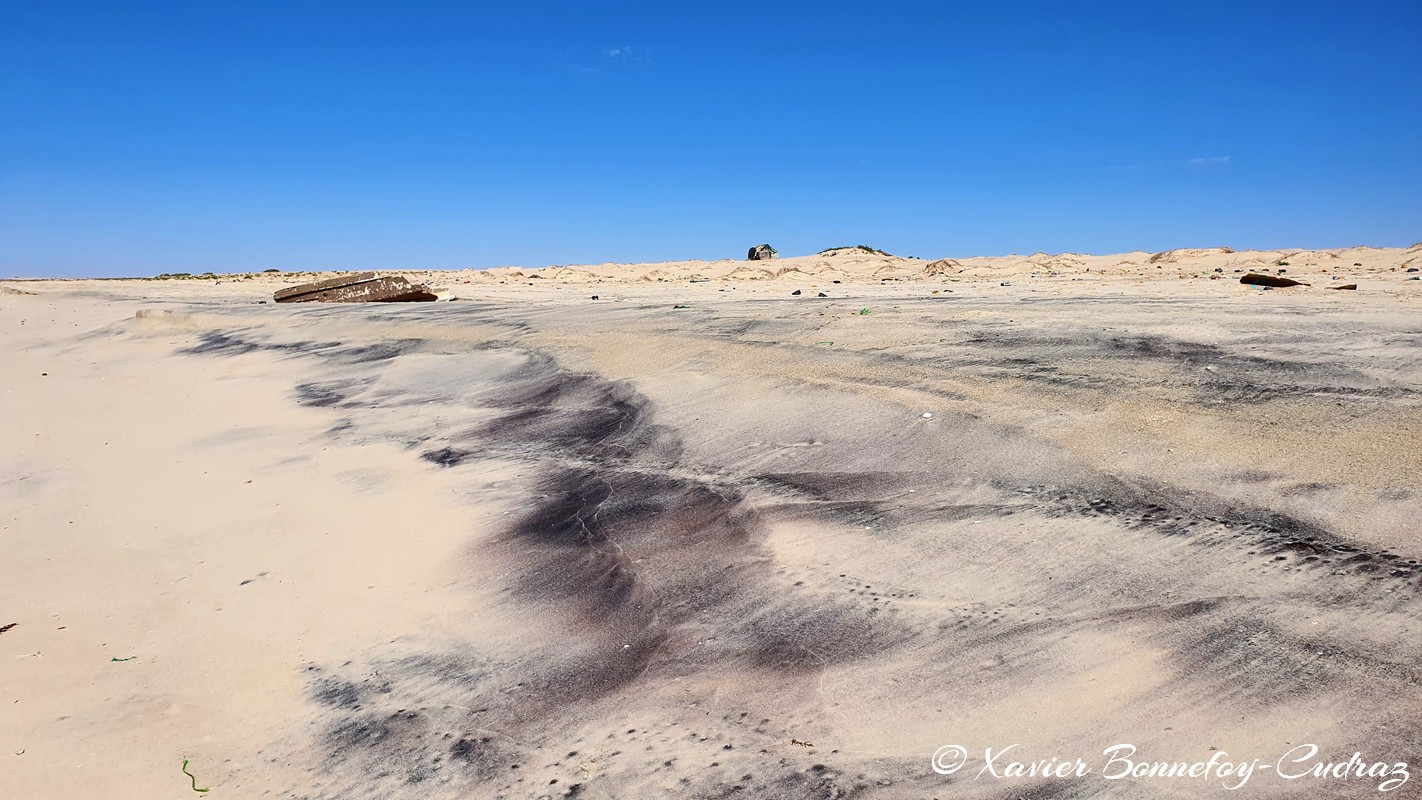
[182,760,210,792]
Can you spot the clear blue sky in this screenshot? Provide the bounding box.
[3,1,1419,277]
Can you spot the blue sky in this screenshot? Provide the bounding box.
[3,1,1419,277]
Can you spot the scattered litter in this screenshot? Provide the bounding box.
[1329,284,1357,290]
[815,341,835,347]
[1240,273,1309,288]
[111,656,137,662]
[790,739,815,747]
[273,272,438,303]
[672,304,691,309]
[15,651,40,659]
[859,308,870,315]
[0,623,15,636]
[1000,281,1012,286]
[689,278,710,283]
[182,759,210,793]
[921,412,933,419]
[13,748,23,755]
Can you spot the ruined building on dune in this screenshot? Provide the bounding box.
[747,243,778,261]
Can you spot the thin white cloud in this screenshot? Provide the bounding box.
[1188,156,1231,167]
[1108,160,1168,172]
[603,46,651,65]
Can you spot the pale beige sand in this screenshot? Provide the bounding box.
[2,245,1420,799]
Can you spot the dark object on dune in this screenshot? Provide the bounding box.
[673,304,691,309]
[1240,273,1309,288]
[747,243,778,261]
[817,292,828,297]
[0,622,16,635]
[791,289,801,296]
[1407,267,1420,273]
[1330,284,1358,290]
[591,295,599,300]
[274,273,437,303]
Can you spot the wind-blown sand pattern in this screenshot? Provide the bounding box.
[3,245,1421,799]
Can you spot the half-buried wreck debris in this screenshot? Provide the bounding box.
[274,272,441,303]
[1239,272,1310,288]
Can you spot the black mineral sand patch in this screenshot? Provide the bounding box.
[941,328,1419,406]
[311,677,364,709]
[421,447,472,467]
[735,601,913,672]
[465,357,684,464]
[754,471,916,501]
[304,655,520,796]
[295,378,375,408]
[295,348,923,797]
[182,330,331,357]
[1013,479,1421,590]
[982,779,1098,800]
[699,769,878,799]
[181,329,418,364]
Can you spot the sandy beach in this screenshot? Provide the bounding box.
[3,245,1421,799]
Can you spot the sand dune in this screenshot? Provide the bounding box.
[2,247,1421,798]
